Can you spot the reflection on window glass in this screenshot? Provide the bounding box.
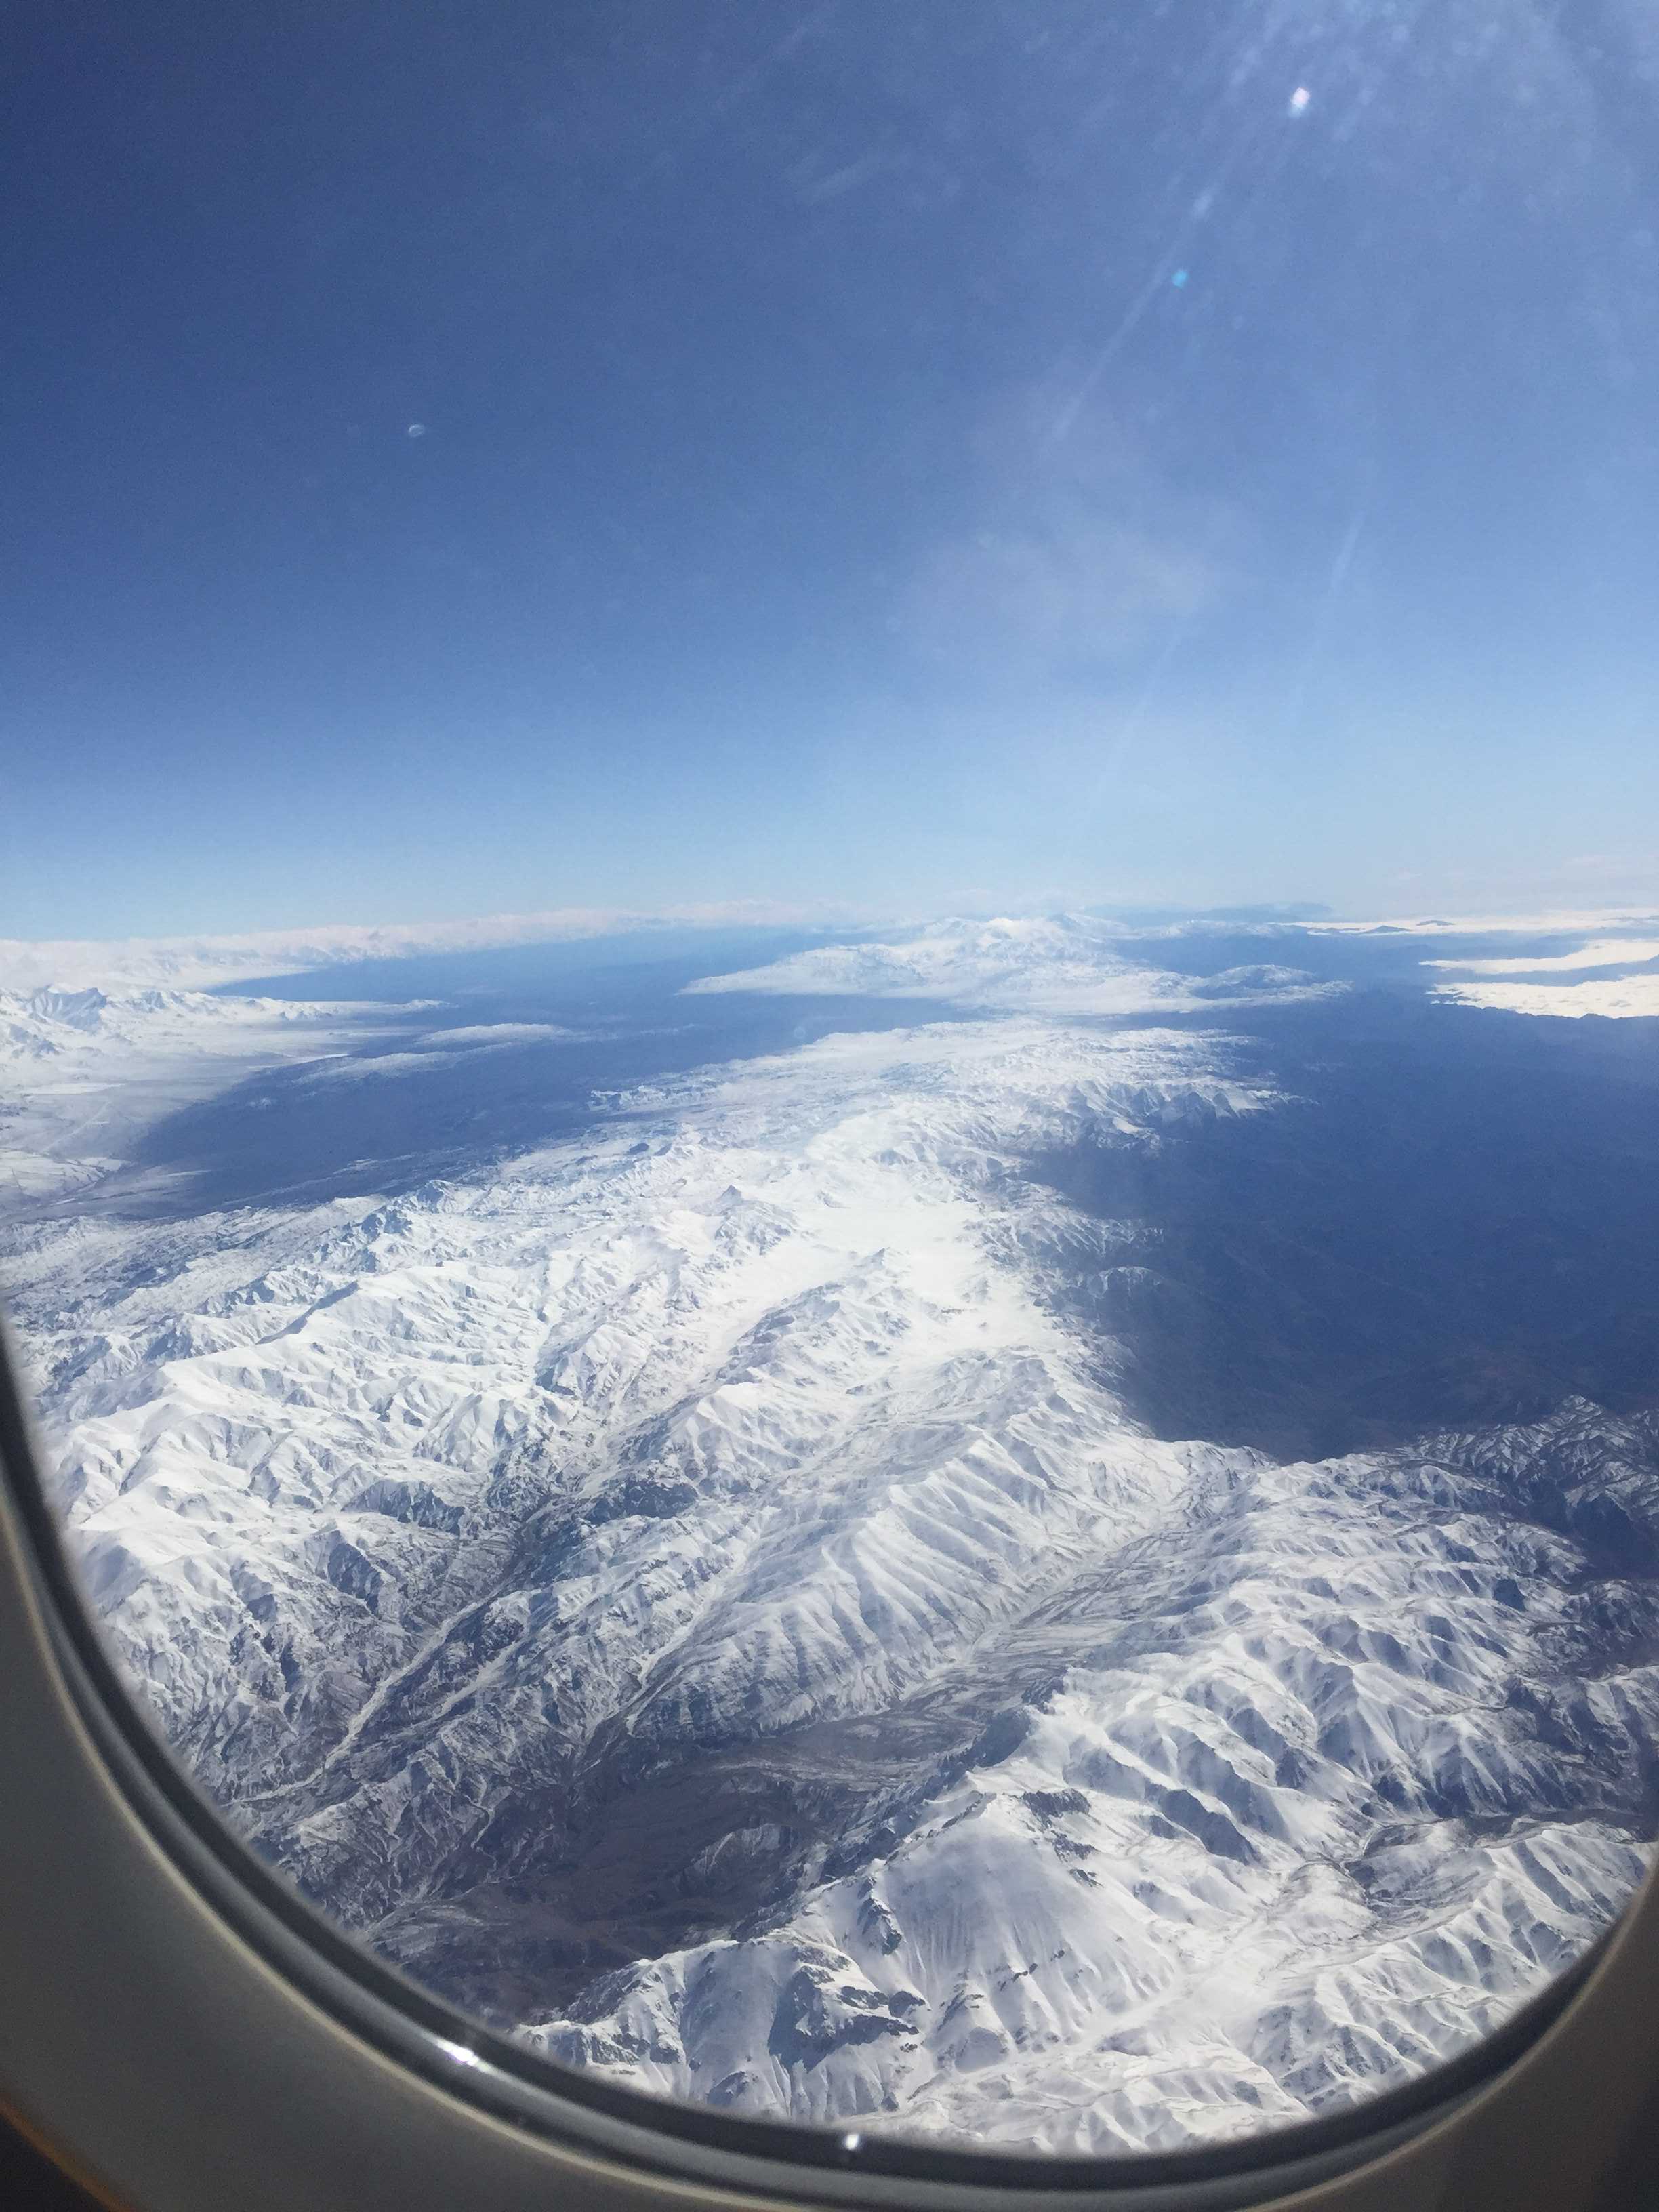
[5,0,1659,2160]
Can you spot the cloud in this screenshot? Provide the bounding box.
[1435,975,1659,1019]
[894,384,1235,682]
[0,900,884,995]
[902,520,1219,676]
[1315,907,1659,938]
[1416,916,1659,1016]
[413,1022,583,1047]
[298,1024,600,1084]
[1423,940,1659,977]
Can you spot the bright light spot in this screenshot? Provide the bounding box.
[407,422,427,438]
[1170,268,1189,289]
[842,2133,863,2152]
[1288,85,1311,115]
[436,2037,483,2069]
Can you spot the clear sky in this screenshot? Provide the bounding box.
[6,0,1659,940]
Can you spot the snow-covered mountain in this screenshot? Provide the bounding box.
[684,914,1340,1017]
[0,903,877,996]
[0,984,373,1065]
[524,1398,1658,2150]
[0,986,592,1216]
[0,987,410,1213]
[3,927,1656,2156]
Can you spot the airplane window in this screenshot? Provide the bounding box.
[5,0,1659,2182]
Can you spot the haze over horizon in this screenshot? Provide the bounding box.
[12,893,1659,1005]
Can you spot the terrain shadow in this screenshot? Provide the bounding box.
[1034,994,1659,1460]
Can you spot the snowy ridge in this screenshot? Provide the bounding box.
[525,1409,1659,2148]
[5,1000,1656,2153]
[0,989,594,1213]
[20,1020,1262,1795]
[0,988,413,1214]
[0,902,882,995]
[0,985,378,1065]
[684,915,1340,1017]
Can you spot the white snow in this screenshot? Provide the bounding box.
[684,916,1340,1017]
[2,933,1652,2155]
[0,902,882,995]
[0,988,410,1220]
[517,1409,1659,2150]
[0,985,382,1066]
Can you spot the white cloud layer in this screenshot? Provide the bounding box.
[1317,908,1659,938]
[0,901,882,995]
[1423,940,1659,977]
[1435,975,1659,1019]
[1366,913,1659,1018]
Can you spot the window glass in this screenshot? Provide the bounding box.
[6,0,1659,2160]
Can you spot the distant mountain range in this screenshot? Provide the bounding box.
[5,916,1659,2154]
[683,913,1343,1016]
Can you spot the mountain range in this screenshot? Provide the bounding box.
[5,917,1658,2153]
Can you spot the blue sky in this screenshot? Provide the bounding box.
[6,0,1659,940]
